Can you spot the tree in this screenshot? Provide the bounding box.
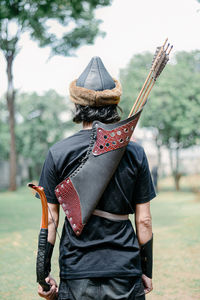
[119,52,153,117]
[0,98,10,160]
[0,0,112,190]
[120,51,200,190]
[16,90,75,180]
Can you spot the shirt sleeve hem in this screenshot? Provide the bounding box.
[35,192,59,204]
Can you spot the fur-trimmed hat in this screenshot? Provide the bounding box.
[69,56,122,107]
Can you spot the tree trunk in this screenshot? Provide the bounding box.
[174,145,181,191]
[175,173,181,191]
[28,165,33,181]
[6,54,17,191]
[169,145,181,191]
[169,147,174,177]
[154,136,161,192]
[157,144,161,168]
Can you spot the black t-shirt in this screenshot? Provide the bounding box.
[37,129,156,279]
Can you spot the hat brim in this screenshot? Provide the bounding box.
[69,79,122,107]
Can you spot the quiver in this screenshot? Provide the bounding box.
[55,109,142,236]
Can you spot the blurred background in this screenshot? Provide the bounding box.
[0,0,200,299]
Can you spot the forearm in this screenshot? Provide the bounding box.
[47,203,59,245]
[135,202,153,279]
[135,215,152,246]
[48,221,57,245]
[44,204,59,276]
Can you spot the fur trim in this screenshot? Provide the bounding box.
[69,79,122,107]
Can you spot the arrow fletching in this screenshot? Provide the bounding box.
[129,38,173,117]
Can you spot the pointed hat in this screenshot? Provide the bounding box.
[69,56,122,106]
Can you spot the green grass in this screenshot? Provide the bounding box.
[0,184,200,299]
[149,191,200,300]
[0,187,63,300]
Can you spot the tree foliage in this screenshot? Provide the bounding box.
[16,90,75,179]
[120,52,153,117]
[0,0,112,189]
[120,50,200,189]
[141,51,200,148]
[0,90,75,179]
[0,0,112,56]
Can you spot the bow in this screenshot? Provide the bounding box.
[28,183,53,292]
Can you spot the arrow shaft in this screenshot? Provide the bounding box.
[133,75,154,114]
[129,38,168,118]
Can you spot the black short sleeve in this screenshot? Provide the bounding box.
[35,150,59,204]
[133,150,156,204]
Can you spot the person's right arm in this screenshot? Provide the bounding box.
[35,149,61,299]
[135,201,153,294]
[38,203,60,300]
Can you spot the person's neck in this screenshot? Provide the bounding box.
[82,121,93,130]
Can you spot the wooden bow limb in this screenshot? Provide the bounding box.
[28,183,48,229]
[28,183,51,292]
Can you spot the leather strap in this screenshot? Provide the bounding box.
[93,209,129,221]
[140,234,153,278]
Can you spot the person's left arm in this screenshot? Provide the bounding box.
[135,201,153,294]
[133,148,156,294]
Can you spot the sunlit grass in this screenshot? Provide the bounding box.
[0,179,200,299]
[149,191,200,300]
[0,186,63,300]
[159,174,200,193]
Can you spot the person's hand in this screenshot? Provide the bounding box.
[142,274,153,294]
[38,275,58,300]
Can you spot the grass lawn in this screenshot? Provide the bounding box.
[149,191,200,300]
[0,184,200,299]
